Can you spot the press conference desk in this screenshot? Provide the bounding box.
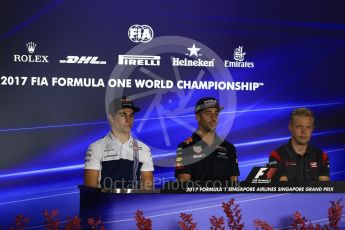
[79,182,345,229]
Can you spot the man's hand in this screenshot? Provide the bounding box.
[230,176,238,182]
[319,176,330,181]
[177,174,191,182]
[279,176,288,181]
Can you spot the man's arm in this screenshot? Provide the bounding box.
[84,142,102,188]
[175,159,192,182]
[269,150,287,182]
[139,144,155,190]
[227,143,240,181]
[84,169,99,188]
[141,171,153,190]
[175,141,193,182]
[319,152,330,181]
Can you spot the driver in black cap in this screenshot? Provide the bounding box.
[175,97,240,183]
[84,97,154,190]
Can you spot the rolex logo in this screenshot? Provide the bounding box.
[26,42,36,53]
[13,42,49,63]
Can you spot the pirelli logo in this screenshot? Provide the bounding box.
[118,55,160,66]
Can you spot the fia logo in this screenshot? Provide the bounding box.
[233,46,246,61]
[128,25,154,43]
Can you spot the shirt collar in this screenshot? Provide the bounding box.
[192,132,202,142]
[192,131,222,146]
[108,131,133,145]
[287,138,312,156]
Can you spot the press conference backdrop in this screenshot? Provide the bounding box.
[1,1,345,228]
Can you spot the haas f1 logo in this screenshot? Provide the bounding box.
[59,56,106,64]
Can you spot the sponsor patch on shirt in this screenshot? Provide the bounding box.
[104,153,119,159]
[269,161,278,166]
[216,154,228,159]
[216,145,227,158]
[216,146,226,153]
[104,143,115,152]
[129,144,142,150]
[193,146,202,154]
[216,151,227,156]
[176,162,184,169]
[184,137,193,144]
[193,153,205,159]
[310,161,318,168]
[285,161,297,167]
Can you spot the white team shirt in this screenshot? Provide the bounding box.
[84,132,154,187]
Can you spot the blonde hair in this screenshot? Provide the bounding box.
[290,108,314,123]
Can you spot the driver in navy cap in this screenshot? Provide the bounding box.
[84,97,154,190]
[175,97,240,183]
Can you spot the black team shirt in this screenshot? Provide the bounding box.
[269,139,330,181]
[175,132,240,181]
